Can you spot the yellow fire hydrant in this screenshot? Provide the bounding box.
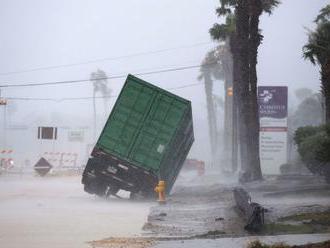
[154,180,166,204]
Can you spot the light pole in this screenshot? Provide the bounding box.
[0,89,7,148]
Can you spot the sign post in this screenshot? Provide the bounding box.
[258,86,288,174]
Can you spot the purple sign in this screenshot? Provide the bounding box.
[258,86,288,119]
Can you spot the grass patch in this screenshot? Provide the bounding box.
[193,230,226,239]
[279,211,330,225]
[247,240,290,248]
[247,240,330,248]
[261,223,315,235]
[261,210,330,235]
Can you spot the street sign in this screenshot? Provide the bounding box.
[34,157,53,176]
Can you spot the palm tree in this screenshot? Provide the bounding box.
[199,43,239,170]
[210,12,240,172]
[214,44,236,171]
[90,69,111,139]
[198,50,223,166]
[210,0,280,182]
[244,0,280,181]
[210,2,251,177]
[303,4,330,123]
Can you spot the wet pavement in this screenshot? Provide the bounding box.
[143,182,245,237]
[141,171,330,247]
[0,175,153,248]
[0,171,329,248]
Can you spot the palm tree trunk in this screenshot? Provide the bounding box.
[237,0,251,181]
[247,0,263,180]
[103,99,108,118]
[204,73,217,165]
[229,34,240,173]
[322,62,330,123]
[223,40,234,171]
[232,91,239,172]
[223,80,232,168]
[93,90,96,140]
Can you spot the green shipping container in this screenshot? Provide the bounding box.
[82,74,194,197]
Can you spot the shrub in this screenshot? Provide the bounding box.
[294,124,330,183]
[279,163,309,175]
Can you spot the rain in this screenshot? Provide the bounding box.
[0,1,329,248]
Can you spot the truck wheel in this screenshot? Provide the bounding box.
[129,192,137,200]
[84,181,107,196]
[105,186,120,197]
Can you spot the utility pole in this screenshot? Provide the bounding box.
[0,89,7,148]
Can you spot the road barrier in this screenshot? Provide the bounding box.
[43,152,78,168]
[0,149,14,171]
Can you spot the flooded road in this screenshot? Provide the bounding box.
[1,172,329,248]
[0,175,153,248]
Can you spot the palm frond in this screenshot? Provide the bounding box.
[209,23,229,41]
[261,0,280,15]
[315,4,330,23]
[225,14,236,33]
[221,0,237,7]
[303,44,317,65]
[216,6,231,16]
[303,22,330,66]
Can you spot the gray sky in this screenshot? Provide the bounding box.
[0,0,327,99]
[259,0,328,92]
[0,0,328,161]
[0,0,218,117]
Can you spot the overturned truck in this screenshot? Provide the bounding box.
[82,74,194,198]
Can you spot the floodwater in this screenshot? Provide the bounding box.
[1,172,329,248]
[0,175,154,248]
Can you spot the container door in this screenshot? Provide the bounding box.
[97,80,156,160]
[128,93,187,171]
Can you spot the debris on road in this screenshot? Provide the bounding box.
[234,187,265,233]
[244,175,330,236]
[88,238,155,248]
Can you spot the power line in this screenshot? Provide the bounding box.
[6,95,115,102]
[6,82,204,102]
[0,41,213,76]
[0,62,216,88]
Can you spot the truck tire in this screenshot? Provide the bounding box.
[84,181,107,197]
[105,185,120,197]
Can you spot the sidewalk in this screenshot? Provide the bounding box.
[153,234,330,248]
[143,172,245,238]
[88,172,330,248]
